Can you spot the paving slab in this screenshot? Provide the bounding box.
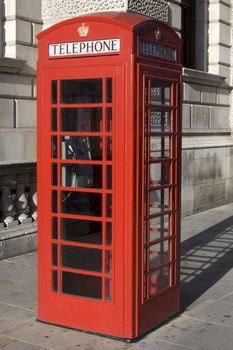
[143,316,233,350]
[0,335,15,347]
[182,275,233,310]
[219,291,233,305]
[0,335,49,350]
[183,299,233,327]
[1,204,233,349]
[0,258,37,310]
[129,338,189,349]
[0,304,36,333]
[2,321,128,350]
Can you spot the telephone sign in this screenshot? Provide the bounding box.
[49,38,120,57]
[37,12,182,340]
[139,40,176,61]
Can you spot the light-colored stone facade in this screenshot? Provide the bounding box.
[1,0,233,217]
[181,0,233,215]
[0,0,42,162]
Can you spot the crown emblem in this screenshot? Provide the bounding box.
[155,28,162,40]
[78,23,89,37]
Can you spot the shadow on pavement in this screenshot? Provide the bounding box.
[181,216,233,310]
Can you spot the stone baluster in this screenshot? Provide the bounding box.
[29,173,37,221]
[0,175,17,227]
[15,174,31,224]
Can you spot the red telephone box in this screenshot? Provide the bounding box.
[37,12,182,340]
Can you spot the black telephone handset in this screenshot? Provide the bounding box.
[63,136,94,189]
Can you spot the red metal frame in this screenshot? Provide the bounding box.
[136,65,182,333]
[37,12,182,340]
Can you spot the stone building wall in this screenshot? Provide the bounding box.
[1,0,233,216]
[209,0,231,83]
[181,0,233,215]
[0,0,42,161]
[182,69,232,215]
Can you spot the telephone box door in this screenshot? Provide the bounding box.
[138,66,181,334]
[38,64,126,337]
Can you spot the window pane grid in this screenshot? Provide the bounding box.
[144,261,174,276]
[144,78,176,300]
[58,264,113,281]
[59,240,113,249]
[50,78,113,302]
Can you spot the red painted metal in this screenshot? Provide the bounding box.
[37,12,182,340]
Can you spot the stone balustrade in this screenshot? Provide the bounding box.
[0,162,37,228]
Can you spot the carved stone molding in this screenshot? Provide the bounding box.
[42,0,168,22]
[0,163,37,228]
[42,0,126,20]
[128,0,168,22]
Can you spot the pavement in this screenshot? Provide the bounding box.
[1,203,233,349]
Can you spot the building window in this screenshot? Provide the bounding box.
[0,0,4,57]
[168,0,196,69]
[180,0,195,69]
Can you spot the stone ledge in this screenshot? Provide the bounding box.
[183,67,228,88]
[0,161,36,172]
[0,222,37,240]
[0,57,26,74]
[5,15,43,25]
[182,130,230,137]
[0,222,37,260]
[182,134,233,149]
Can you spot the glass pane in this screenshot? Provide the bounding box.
[106,137,112,160]
[61,108,102,132]
[105,278,112,302]
[52,217,58,240]
[52,270,58,292]
[149,240,170,269]
[144,249,148,272]
[61,136,102,160]
[150,111,170,132]
[106,222,112,246]
[149,161,170,186]
[51,80,57,104]
[106,108,112,132]
[106,78,112,103]
[52,244,58,266]
[144,275,147,300]
[61,79,102,104]
[106,166,112,189]
[61,218,102,244]
[106,194,112,218]
[149,215,169,242]
[62,272,102,299]
[150,81,170,105]
[52,163,57,186]
[52,191,58,213]
[149,266,170,296]
[61,164,102,188]
[150,188,169,216]
[145,82,148,103]
[105,250,112,273]
[62,191,102,217]
[61,245,102,272]
[52,136,57,159]
[150,136,169,159]
[52,108,57,131]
